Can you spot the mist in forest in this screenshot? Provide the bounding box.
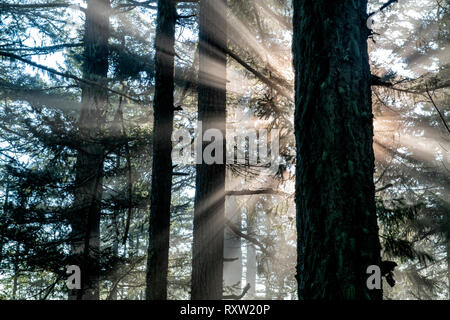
[0,0,448,301]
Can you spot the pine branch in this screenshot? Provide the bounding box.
[172,172,190,176]
[0,43,83,54]
[223,283,251,300]
[0,2,86,18]
[225,46,292,100]
[0,50,142,103]
[112,0,198,13]
[256,1,291,30]
[42,274,64,300]
[425,88,450,135]
[371,74,393,87]
[375,183,393,193]
[224,257,239,262]
[225,188,286,196]
[225,218,270,256]
[0,2,84,11]
[368,0,398,17]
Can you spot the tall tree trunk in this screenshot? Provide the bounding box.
[263,199,272,300]
[444,152,450,300]
[191,0,227,300]
[0,182,8,268]
[108,152,121,301]
[224,195,242,294]
[447,241,450,300]
[265,274,272,300]
[12,242,19,300]
[246,202,257,298]
[70,0,110,300]
[246,243,257,297]
[292,0,382,300]
[145,0,177,300]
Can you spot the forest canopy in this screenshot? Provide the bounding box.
[0,0,448,301]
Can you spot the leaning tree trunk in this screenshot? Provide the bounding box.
[69,0,110,300]
[145,0,177,300]
[191,0,227,300]
[292,0,382,300]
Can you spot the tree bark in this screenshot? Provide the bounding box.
[191,0,227,300]
[292,0,382,299]
[69,0,110,300]
[12,242,19,300]
[145,0,177,300]
[445,240,450,300]
[108,152,121,301]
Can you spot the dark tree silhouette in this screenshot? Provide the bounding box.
[69,0,110,300]
[292,0,382,299]
[145,0,177,300]
[191,0,227,300]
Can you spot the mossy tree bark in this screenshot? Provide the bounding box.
[191,0,227,300]
[292,0,382,300]
[145,0,177,300]
[70,0,110,300]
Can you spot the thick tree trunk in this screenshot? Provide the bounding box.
[292,0,382,299]
[191,0,227,300]
[145,0,177,300]
[224,196,242,294]
[69,0,110,300]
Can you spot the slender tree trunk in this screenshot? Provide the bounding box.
[292,0,382,300]
[246,202,257,298]
[108,237,119,300]
[70,0,110,300]
[263,200,272,300]
[265,274,272,300]
[444,152,450,300]
[12,242,19,300]
[191,0,227,300]
[108,153,121,301]
[224,195,242,294]
[12,273,18,299]
[447,240,450,299]
[145,0,177,300]
[0,182,8,267]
